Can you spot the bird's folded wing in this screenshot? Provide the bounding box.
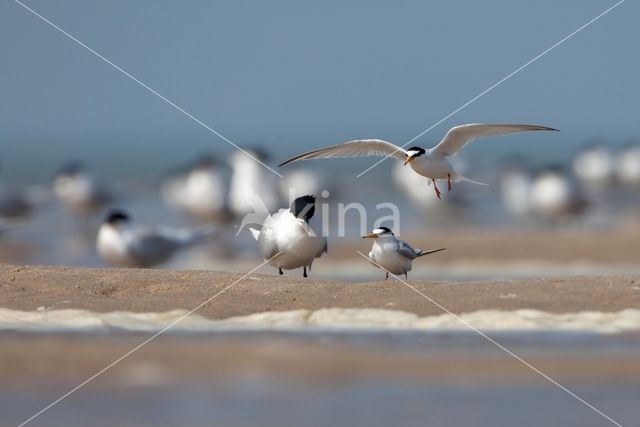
[315,236,328,258]
[279,139,408,166]
[397,241,418,261]
[126,231,177,263]
[432,124,558,157]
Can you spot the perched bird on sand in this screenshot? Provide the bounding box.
[248,195,327,278]
[53,162,115,217]
[363,227,445,280]
[96,210,215,268]
[161,155,232,224]
[280,124,557,199]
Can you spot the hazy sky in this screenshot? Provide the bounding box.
[1,0,638,182]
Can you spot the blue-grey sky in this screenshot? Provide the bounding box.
[1,0,638,182]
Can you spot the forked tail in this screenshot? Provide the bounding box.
[455,174,488,186]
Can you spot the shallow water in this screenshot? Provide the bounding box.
[4,382,639,427]
[2,327,639,427]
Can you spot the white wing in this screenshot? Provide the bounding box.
[432,124,558,157]
[279,139,407,166]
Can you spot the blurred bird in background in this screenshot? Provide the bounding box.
[161,154,233,225]
[229,148,282,219]
[616,143,640,188]
[96,209,215,268]
[572,144,614,193]
[528,166,588,223]
[53,162,115,218]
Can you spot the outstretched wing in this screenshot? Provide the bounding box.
[432,124,558,157]
[279,139,408,167]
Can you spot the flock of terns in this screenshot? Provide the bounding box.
[2,123,640,278]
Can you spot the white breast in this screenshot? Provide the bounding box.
[409,152,455,180]
[370,238,413,275]
[96,224,133,267]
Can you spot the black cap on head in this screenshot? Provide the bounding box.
[406,147,426,156]
[105,210,130,224]
[376,226,392,233]
[291,195,315,222]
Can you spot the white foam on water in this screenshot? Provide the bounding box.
[1,307,640,334]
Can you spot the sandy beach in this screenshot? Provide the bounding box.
[2,264,639,316]
[1,267,639,427]
[2,264,640,427]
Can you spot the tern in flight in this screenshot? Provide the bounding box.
[363,227,445,280]
[280,124,558,199]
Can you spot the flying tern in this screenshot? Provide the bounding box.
[248,195,327,278]
[363,227,445,280]
[280,124,557,199]
[97,210,215,268]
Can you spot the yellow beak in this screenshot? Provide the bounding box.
[403,155,415,166]
[362,232,377,239]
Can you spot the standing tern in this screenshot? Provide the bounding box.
[279,124,558,199]
[363,227,445,280]
[248,195,327,278]
[97,210,215,268]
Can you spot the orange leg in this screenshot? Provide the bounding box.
[448,174,452,192]
[432,179,442,200]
